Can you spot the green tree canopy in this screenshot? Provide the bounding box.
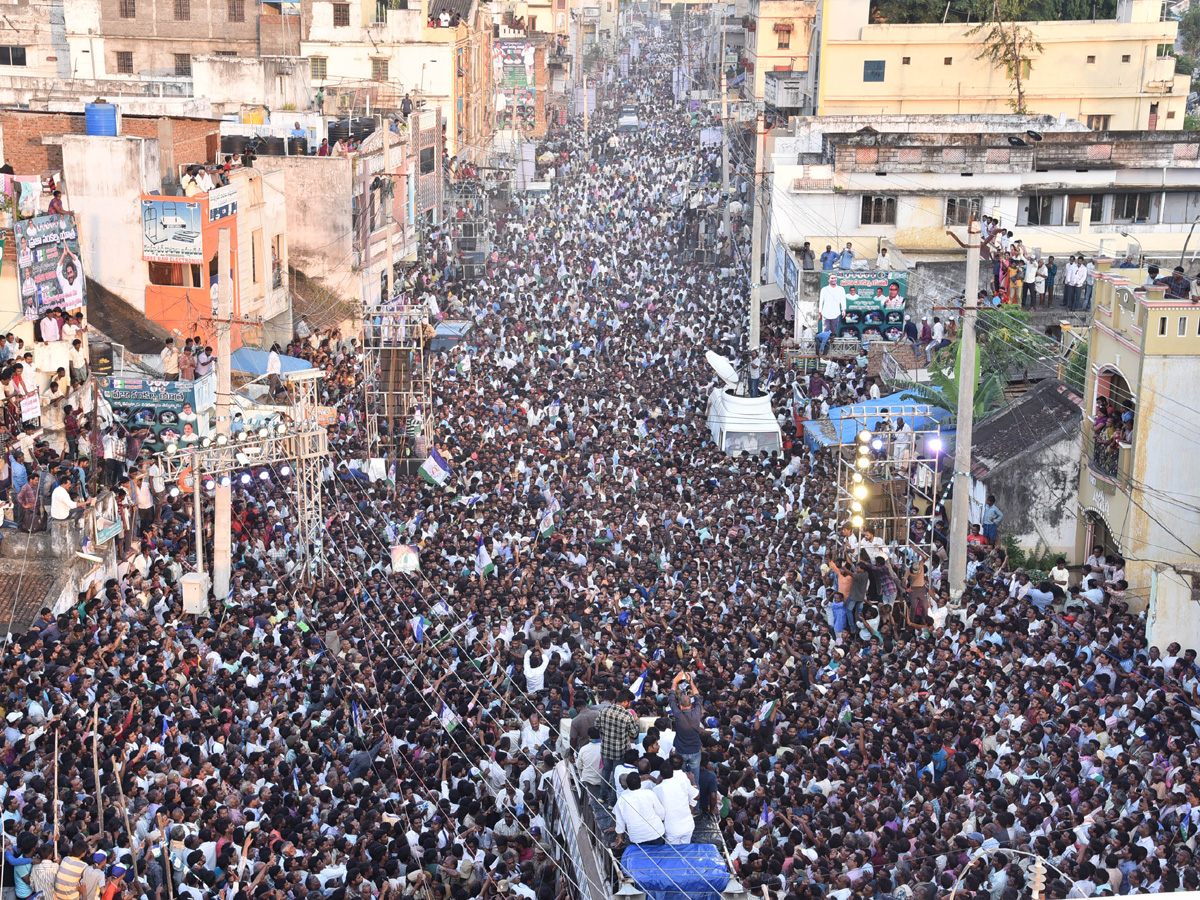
[870,0,1117,23]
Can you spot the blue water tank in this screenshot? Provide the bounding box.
[84,102,118,136]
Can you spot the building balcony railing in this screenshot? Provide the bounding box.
[1084,423,1132,487]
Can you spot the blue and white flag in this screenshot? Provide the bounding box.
[476,536,495,577]
[630,669,648,699]
[410,615,426,643]
[419,448,452,487]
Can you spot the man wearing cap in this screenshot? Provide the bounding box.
[81,852,106,900]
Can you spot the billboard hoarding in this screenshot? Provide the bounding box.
[818,270,909,342]
[207,184,238,222]
[99,372,215,452]
[15,214,86,321]
[142,197,203,263]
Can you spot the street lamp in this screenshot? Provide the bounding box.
[1179,216,1200,271]
[1119,231,1143,266]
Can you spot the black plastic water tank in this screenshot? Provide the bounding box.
[286,136,308,156]
[220,134,249,156]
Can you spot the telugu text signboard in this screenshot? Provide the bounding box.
[99,372,215,451]
[818,270,908,342]
[15,214,86,321]
[141,197,203,263]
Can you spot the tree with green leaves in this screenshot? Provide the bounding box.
[869,0,1115,23]
[888,333,1005,428]
[969,0,1045,113]
[1179,5,1200,59]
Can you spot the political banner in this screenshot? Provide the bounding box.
[784,252,799,305]
[818,270,908,342]
[15,214,86,321]
[20,393,41,422]
[493,42,537,130]
[99,372,216,451]
[141,197,203,263]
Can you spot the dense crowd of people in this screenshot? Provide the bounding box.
[3,31,1200,900]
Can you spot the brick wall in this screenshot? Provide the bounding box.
[0,111,218,177]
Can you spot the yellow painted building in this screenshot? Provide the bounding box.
[1076,274,1200,651]
[745,0,818,104]
[815,0,1190,130]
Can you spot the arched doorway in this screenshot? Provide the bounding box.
[1083,509,1119,563]
[1090,367,1135,479]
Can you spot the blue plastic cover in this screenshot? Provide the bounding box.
[802,390,950,450]
[620,844,730,900]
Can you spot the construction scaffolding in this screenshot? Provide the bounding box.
[444,178,492,281]
[362,304,435,465]
[834,405,944,564]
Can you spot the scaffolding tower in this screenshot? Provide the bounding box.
[363,304,435,465]
[834,404,944,565]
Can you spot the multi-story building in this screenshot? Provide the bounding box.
[1077,274,1200,650]
[814,0,1190,130]
[768,115,1200,315]
[743,0,816,109]
[270,108,443,304]
[301,0,493,162]
[64,0,301,78]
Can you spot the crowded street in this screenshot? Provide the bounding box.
[1,29,1199,900]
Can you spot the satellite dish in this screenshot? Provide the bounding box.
[1025,130,1043,142]
[1007,136,1027,147]
[705,350,739,387]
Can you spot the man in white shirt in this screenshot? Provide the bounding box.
[50,480,83,520]
[160,338,180,381]
[575,728,604,790]
[613,773,666,846]
[925,317,948,364]
[818,274,847,337]
[652,762,698,844]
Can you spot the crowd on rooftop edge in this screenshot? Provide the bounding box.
[2,30,1200,900]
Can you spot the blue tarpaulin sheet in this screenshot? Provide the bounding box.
[228,347,312,377]
[802,390,950,450]
[621,844,729,900]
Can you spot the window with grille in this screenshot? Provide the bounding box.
[174,0,190,20]
[228,0,245,22]
[1086,114,1111,131]
[333,3,351,25]
[777,32,789,49]
[862,60,884,82]
[1114,193,1153,223]
[860,195,896,225]
[371,58,389,81]
[945,197,980,226]
[119,0,136,17]
[116,51,133,73]
[0,46,27,67]
[310,57,328,80]
[174,53,192,76]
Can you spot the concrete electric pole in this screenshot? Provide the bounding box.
[947,215,980,600]
[382,114,395,302]
[212,227,233,603]
[748,110,765,351]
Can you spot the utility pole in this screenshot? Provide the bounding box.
[748,110,765,350]
[212,227,233,604]
[382,114,395,303]
[947,215,981,600]
[583,72,589,136]
[719,13,730,241]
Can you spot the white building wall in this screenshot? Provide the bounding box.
[60,134,162,313]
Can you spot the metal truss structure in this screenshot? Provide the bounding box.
[362,304,434,462]
[157,371,329,576]
[834,404,945,564]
